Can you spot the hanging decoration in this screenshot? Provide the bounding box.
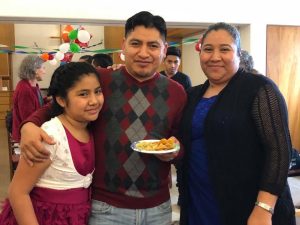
[36,25,93,65]
[0,35,202,66]
[194,36,203,52]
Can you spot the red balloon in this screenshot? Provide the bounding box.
[75,38,88,48]
[195,36,203,52]
[48,54,54,60]
[61,52,74,62]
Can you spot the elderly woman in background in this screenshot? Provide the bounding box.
[179,22,295,225]
[12,55,47,142]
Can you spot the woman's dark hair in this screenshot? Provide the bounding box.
[125,11,167,41]
[201,22,241,55]
[48,62,100,117]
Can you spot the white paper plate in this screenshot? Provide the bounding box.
[131,139,180,154]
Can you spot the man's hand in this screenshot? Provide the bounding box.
[155,151,179,162]
[20,122,55,166]
[155,136,180,162]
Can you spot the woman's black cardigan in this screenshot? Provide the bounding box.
[179,70,295,225]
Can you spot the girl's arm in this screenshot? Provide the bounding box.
[8,155,52,225]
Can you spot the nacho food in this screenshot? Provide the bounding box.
[136,137,176,151]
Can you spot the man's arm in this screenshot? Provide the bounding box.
[20,103,55,165]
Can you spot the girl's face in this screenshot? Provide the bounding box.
[200,29,240,85]
[58,73,104,123]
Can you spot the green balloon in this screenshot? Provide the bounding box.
[68,30,78,40]
[70,43,80,53]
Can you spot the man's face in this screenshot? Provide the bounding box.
[122,26,167,81]
[163,55,181,76]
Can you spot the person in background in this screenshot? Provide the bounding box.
[79,55,93,64]
[19,11,187,225]
[239,49,259,74]
[91,53,113,69]
[179,22,295,225]
[0,62,104,225]
[160,46,191,207]
[160,46,192,90]
[12,55,47,142]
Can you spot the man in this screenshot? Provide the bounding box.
[20,11,187,225]
[160,46,192,90]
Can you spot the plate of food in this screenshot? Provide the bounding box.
[131,137,180,154]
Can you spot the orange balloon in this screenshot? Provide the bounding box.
[62,33,70,43]
[61,25,74,43]
[40,53,49,61]
[64,25,73,32]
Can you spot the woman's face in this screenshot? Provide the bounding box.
[200,29,240,85]
[35,63,46,81]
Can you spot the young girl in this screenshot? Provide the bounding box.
[0,62,104,225]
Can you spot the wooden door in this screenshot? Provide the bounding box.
[267,25,300,150]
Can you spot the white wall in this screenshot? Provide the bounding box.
[12,24,104,89]
[2,0,298,88]
[182,34,206,87]
[1,0,300,25]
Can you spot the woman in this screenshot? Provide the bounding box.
[12,55,46,142]
[179,22,295,225]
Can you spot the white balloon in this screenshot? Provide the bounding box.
[59,43,70,53]
[120,52,125,61]
[77,30,91,43]
[49,58,57,65]
[55,51,64,61]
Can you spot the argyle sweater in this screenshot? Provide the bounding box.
[91,67,186,208]
[27,67,187,209]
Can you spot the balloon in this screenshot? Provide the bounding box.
[70,43,80,53]
[55,51,64,61]
[49,58,57,65]
[68,30,78,41]
[64,25,74,32]
[61,25,74,43]
[48,54,54,60]
[195,36,202,52]
[62,33,70,43]
[77,30,91,43]
[195,42,201,52]
[59,43,70,53]
[40,53,49,61]
[75,39,88,48]
[61,52,74,62]
[120,52,125,61]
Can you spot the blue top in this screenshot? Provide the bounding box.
[188,96,223,225]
